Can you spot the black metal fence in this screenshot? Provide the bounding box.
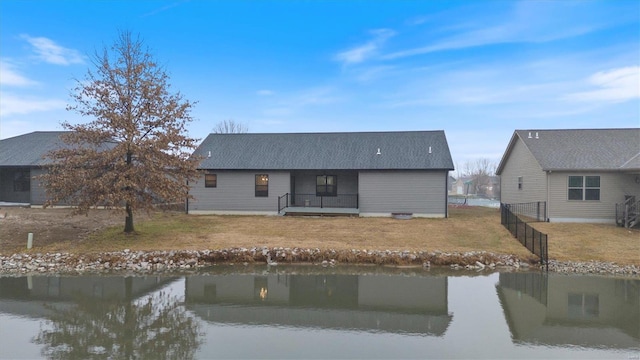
[501,203,549,269]
[504,201,546,222]
[278,193,358,213]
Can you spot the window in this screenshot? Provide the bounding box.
[204,172,217,188]
[255,174,268,197]
[13,170,30,192]
[568,176,600,201]
[517,176,523,190]
[316,175,337,196]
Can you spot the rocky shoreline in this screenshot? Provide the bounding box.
[0,247,638,276]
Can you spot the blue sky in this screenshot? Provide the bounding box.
[1,0,638,168]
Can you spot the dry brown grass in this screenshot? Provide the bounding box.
[26,207,533,258]
[533,222,639,265]
[2,206,637,265]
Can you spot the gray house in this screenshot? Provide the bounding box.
[189,131,454,217]
[496,129,640,225]
[0,131,69,205]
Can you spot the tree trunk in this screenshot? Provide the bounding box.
[124,202,134,233]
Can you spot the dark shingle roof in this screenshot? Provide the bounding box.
[0,131,69,166]
[497,128,640,173]
[194,131,454,170]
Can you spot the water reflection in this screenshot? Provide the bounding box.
[497,272,640,349]
[0,276,202,360]
[0,269,638,359]
[185,271,452,336]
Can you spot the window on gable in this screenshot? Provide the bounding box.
[517,176,523,190]
[316,175,337,196]
[13,170,30,192]
[255,174,268,197]
[204,172,217,188]
[568,176,600,201]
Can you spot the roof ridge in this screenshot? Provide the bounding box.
[206,130,445,136]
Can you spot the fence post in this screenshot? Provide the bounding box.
[537,202,541,221]
[538,232,542,264]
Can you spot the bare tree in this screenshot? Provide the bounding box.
[462,158,498,197]
[212,119,248,134]
[41,31,201,233]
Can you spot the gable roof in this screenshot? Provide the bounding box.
[0,131,69,166]
[194,131,454,170]
[496,128,640,174]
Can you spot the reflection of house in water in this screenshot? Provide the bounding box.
[0,276,176,318]
[497,272,639,349]
[185,273,452,336]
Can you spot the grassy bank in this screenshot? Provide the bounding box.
[14,206,637,266]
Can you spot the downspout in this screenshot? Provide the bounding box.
[545,171,550,221]
[445,171,449,218]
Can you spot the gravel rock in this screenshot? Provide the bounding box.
[0,249,637,276]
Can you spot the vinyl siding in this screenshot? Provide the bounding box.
[548,172,640,222]
[499,138,547,204]
[30,167,48,205]
[189,170,289,213]
[358,170,447,217]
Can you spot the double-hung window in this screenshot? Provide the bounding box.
[255,174,269,197]
[204,172,217,188]
[568,176,600,201]
[316,175,337,196]
[517,176,523,190]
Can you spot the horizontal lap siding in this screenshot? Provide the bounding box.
[499,139,547,204]
[359,170,446,216]
[548,172,640,222]
[30,168,48,205]
[190,170,289,212]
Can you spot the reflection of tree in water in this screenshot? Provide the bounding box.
[33,289,202,360]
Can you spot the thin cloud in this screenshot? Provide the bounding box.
[334,29,396,65]
[0,92,65,117]
[257,89,274,96]
[0,60,38,87]
[564,66,640,103]
[21,35,85,65]
[141,0,189,17]
[384,1,630,60]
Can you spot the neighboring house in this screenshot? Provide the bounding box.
[0,131,69,205]
[497,272,639,349]
[452,176,500,198]
[496,129,640,224]
[451,176,474,196]
[189,131,454,217]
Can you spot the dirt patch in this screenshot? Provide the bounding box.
[0,207,142,253]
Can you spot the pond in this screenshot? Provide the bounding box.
[0,266,638,359]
